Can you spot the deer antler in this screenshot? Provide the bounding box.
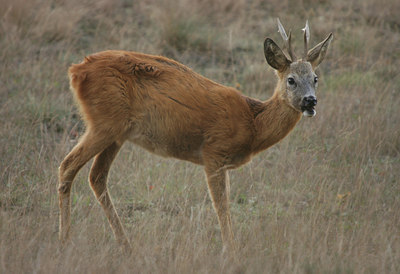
[302,20,310,60]
[277,18,296,62]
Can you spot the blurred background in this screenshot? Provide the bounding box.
[0,0,399,272]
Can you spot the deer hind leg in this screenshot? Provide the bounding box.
[88,141,131,251]
[58,130,115,244]
[204,165,236,252]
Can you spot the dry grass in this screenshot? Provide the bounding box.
[1,0,399,273]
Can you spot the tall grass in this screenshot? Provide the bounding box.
[1,0,399,272]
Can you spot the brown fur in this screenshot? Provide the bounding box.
[59,30,331,252]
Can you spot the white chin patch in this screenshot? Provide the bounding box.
[303,109,316,117]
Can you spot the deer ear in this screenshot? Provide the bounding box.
[264,38,291,72]
[307,33,333,68]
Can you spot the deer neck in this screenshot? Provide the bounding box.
[252,92,302,154]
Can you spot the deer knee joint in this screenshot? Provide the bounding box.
[89,171,106,185]
[58,182,71,194]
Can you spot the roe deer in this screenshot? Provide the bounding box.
[58,19,333,251]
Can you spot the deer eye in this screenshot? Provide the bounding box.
[287,77,295,86]
[314,76,318,84]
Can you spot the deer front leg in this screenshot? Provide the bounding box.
[204,166,236,251]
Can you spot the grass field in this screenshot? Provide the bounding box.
[1,0,399,273]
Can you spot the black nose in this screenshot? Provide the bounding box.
[303,96,317,107]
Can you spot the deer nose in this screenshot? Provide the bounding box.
[303,96,317,107]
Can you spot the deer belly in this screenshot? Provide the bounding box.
[128,129,204,164]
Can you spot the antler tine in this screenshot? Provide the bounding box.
[277,18,296,61]
[277,18,288,41]
[302,20,310,59]
[287,30,296,62]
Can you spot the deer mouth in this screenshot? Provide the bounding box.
[301,96,317,117]
[301,106,316,117]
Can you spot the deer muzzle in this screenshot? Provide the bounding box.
[301,95,317,117]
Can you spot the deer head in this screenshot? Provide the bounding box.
[264,19,333,117]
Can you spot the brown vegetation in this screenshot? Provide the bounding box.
[1,0,399,272]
